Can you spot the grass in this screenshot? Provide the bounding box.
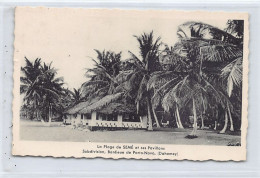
[20,120,241,146]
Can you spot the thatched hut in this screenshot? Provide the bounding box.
[83,102,147,129]
[64,92,148,130]
[79,93,123,114]
[63,97,100,126]
[78,93,147,129]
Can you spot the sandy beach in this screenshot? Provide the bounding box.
[20,120,240,146]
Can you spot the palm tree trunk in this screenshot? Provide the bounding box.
[220,111,228,133]
[201,95,205,130]
[174,111,180,128]
[176,105,184,129]
[152,107,160,128]
[48,104,52,126]
[227,103,234,131]
[34,95,39,120]
[190,97,198,136]
[199,48,203,76]
[147,99,153,131]
[214,121,217,130]
[83,114,85,125]
[201,115,205,130]
[214,110,218,130]
[36,110,39,121]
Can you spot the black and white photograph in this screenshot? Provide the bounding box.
[12,8,248,160]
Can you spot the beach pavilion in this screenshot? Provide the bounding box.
[63,92,148,130]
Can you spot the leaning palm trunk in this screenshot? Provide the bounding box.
[220,111,228,133]
[175,111,180,128]
[189,97,198,136]
[201,96,205,130]
[214,110,219,130]
[227,103,234,131]
[201,115,205,130]
[48,104,52,126]
[152,107,160,128]
[176,105,184,129]
[147,98,153,131]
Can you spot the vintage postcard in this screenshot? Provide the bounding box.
[12,7,248,161]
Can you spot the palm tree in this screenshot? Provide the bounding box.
[218,20,244,132]
[148,64,224,136]
[221,57,242,97]
[70,88,82,104]
[57,88,75,115]
[147,71,183,128]
[125,31,162,130]
[21,57,64,123]
[219,57,242,132]
[225,20,244,44]
[93,49,121,76]
[40,62,64,123]
[222,20,244,99]
[177,21,241,45]
[177,22,243,135]
[81,50,122,100]
[148,22,243,137]
[20,57,43,120]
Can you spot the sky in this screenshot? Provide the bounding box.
[15,8,231,90]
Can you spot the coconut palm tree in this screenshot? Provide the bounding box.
[124,31,162,130]
[225,20,244,44]
[217,20,244,132]
[93,49,121,76]
[177,21,241,45]
[221,19,244,98]
[148,60,227,136]
[57,88,75,114]
[40,62,64,123]
[81,50,122,100]
[148,22,243,137]
[221,57,242,97]
[219,56,242,132]
[69,88,82,105]
[177,22,243,135]
[20,57,43,120]
[21,57,64,123]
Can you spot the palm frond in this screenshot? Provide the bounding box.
[135,75,149,104]
[127,51,145,69]
[147,71,178,91]
[151,75,180,109]
[82,80,109,88]
[161,76,190,112]
[114,70,133,84]
[200,44,242,62]
[221,57,243,96]
[177,21,240,45]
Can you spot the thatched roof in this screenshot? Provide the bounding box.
[79,92,123,114]
[65,101,89,114]
[65,97,101,114]
[98,103,136,115]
